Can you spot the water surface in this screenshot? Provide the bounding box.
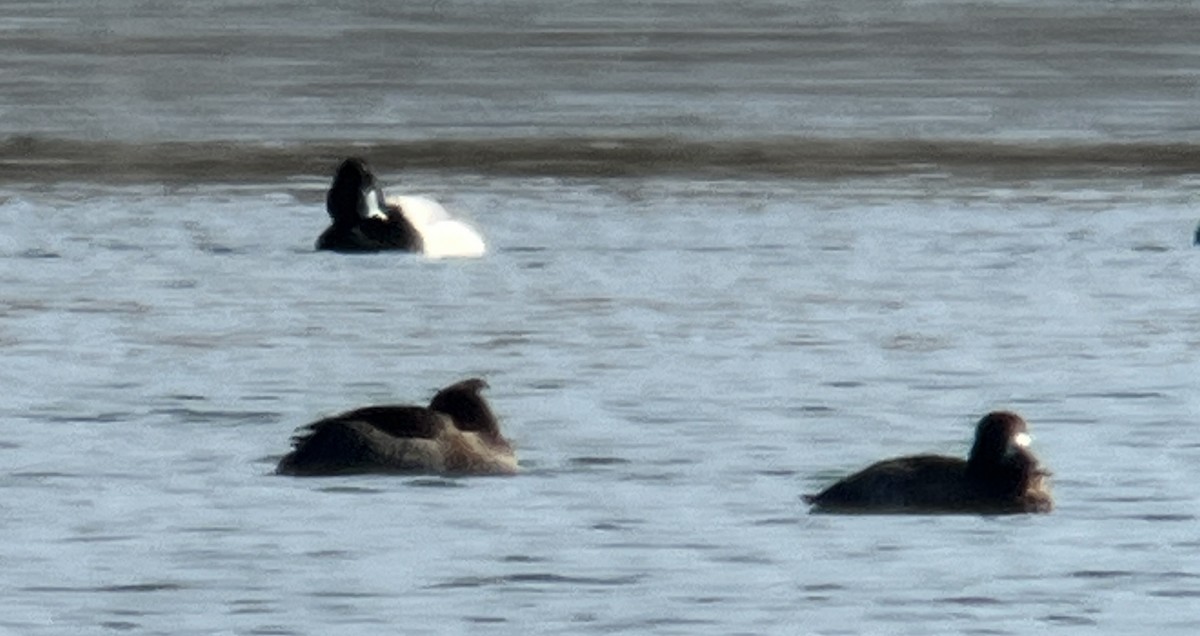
[2,1,1200,634]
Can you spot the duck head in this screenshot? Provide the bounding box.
[326,158,390,226]
[966,411,1044,497]
[429,378,507,447]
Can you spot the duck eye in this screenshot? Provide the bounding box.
[1013,432,1032,448]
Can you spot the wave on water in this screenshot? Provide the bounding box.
[2,135,1199,183]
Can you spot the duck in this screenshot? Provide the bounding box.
[276,378,517,476]
[803,411,1052,514]
[315,157,486,258]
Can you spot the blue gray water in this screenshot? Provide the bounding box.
[3,0,1199,143]
[2,1,1200,634]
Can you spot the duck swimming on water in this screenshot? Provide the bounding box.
[803,411,1052,514]
[276,378,516,476]
[316,157,486,258]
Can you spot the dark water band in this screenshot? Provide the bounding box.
[3,135,1198,183]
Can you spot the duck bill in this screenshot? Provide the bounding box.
[358,186,390,221]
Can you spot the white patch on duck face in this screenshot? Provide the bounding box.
[1001,431,1033,458]
[360,188,389,221]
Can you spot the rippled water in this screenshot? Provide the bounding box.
[2,173,1198,634]
[3,1,1200,634]
[2,0,1199,144]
